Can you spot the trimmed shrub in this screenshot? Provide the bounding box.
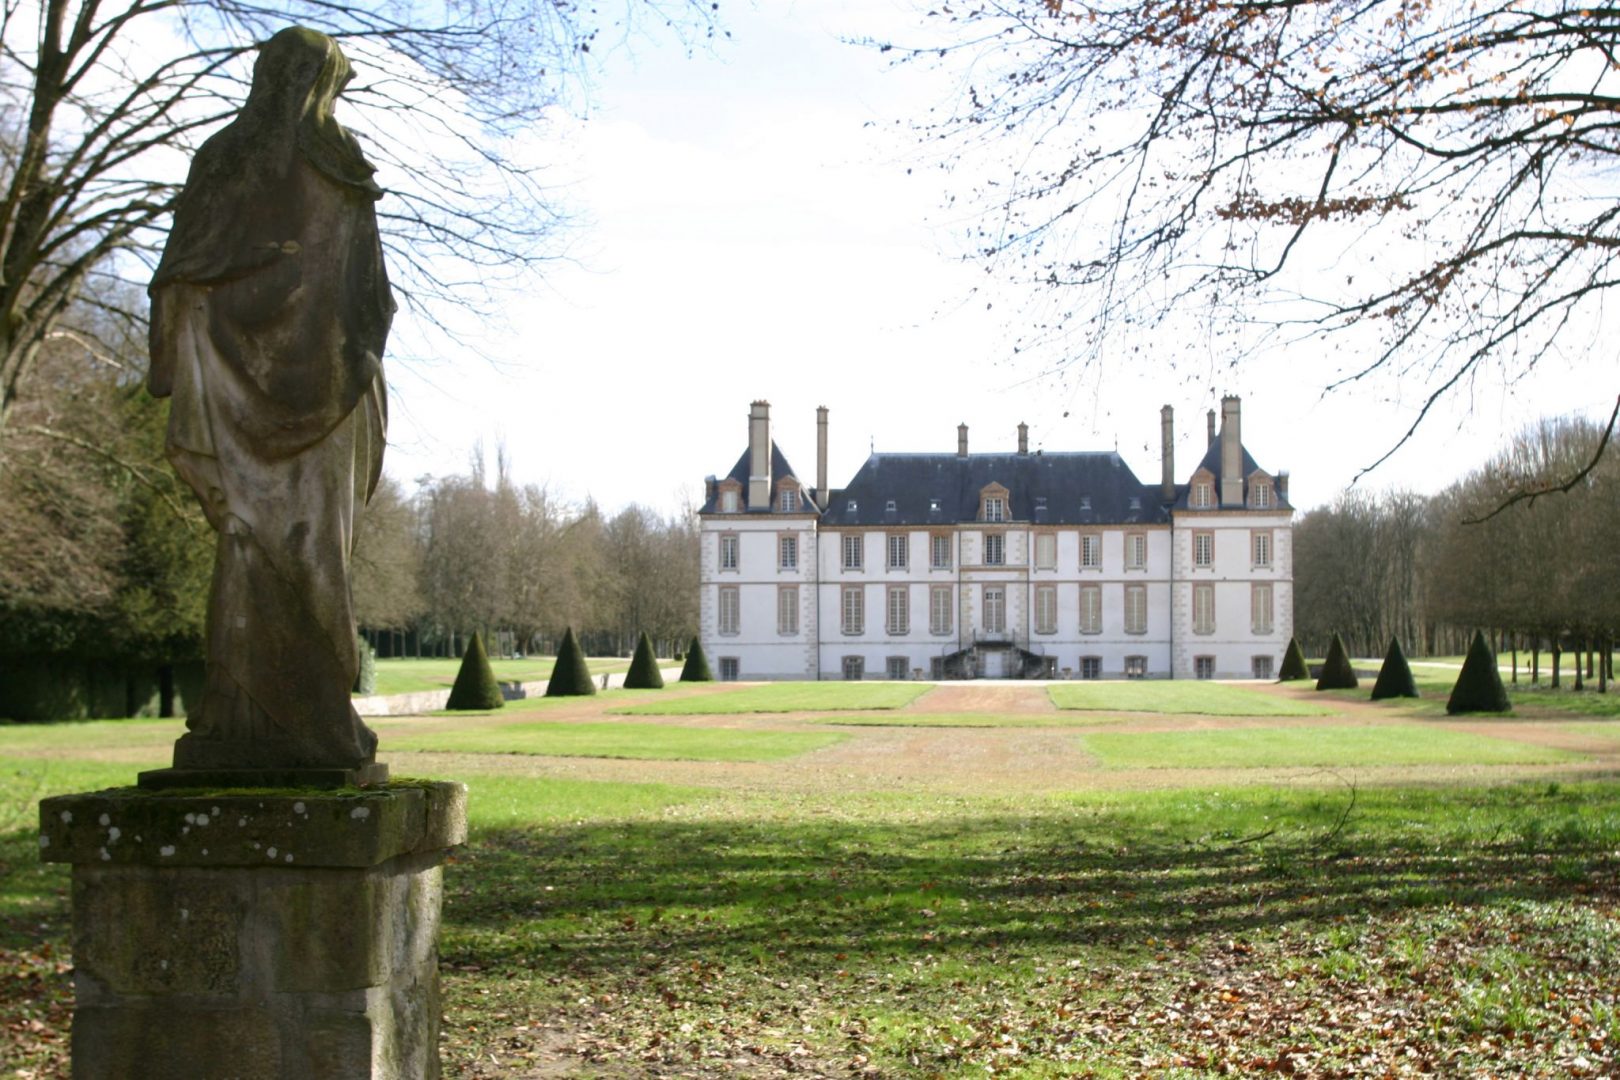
[1447,630,1511,714]
[1315,632,1359,690]
[545,627,596,697]
[623,631,665,690]
[1370,636,1419,700]
[353,633,377,695]
[446,632,504,711]
[1278,638,1310,682]
[679,635,713,682]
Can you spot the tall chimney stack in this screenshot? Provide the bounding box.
[957,423,969,458]
[1206,409,1216,449]
[1219,395,1243,506]
[1017,422,1029,455]
[748,400,771,510]
[815,406,829,507]
[1160,405,1175,503]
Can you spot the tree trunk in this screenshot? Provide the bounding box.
[1552,642,1562,689]
[1574,637,1585,691]
[1532,643,1540,685]
[1511,639,1518,685]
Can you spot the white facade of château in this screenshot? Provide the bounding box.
[697,399,1293,680]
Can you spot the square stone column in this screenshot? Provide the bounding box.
[38,781,466,1080]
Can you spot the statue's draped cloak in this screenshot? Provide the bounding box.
[148,28,394,771]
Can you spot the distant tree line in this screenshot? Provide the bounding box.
[1294,414,1617,686]
[352,457,699,662]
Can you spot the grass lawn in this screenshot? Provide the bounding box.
[388,721,847,762]
[1049,680,1334,716]
[1320,668,1620,718]
[1079,724,1578,769]
[364,655,632,697]
[614,681,933,715]
[4,689,1620,1077]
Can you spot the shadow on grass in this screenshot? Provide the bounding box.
[442,784,1620,979]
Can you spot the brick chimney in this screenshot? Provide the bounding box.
[957,423,968,458]
[1206,409,1216,449]
[815,406,829,507]
[1160,405,1175,503]
[1277,470,1290,503]
[1219,395,1243,507]
[1017,422,1029,455]
[748,400,771,510]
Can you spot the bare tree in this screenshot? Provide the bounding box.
[0,0,721,457]
[892,1,1620,471]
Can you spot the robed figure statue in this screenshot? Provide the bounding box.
[145,27,393,784]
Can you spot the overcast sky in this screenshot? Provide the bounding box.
[376,0,1614,516]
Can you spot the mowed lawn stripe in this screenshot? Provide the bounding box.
[614,682,933,715]
[820,712,1126,728]
[1050,681,1333,717]
[1080,724,1579,768]
[389,720,847,762]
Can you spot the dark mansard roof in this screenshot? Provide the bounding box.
[820,451,1170,528]
[698,442,819,514]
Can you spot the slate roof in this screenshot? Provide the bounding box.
[819,451,1170,528]
[1174,442,1293,511]
[699,442,820,514]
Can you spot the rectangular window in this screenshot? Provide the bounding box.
[1124,655,1147,679]
[887,586,909,635]
[1080,656,1102,680]
[930,533,951,569]
[780,488,798,512]
[888,533,908,570]
[983,586,1006,634]
[1124,585,1147,634]
[721,489,739,513]
[1252,655,1274,679]
[1126,532,1147,570]
[842,586,864,635]
[1195,656,1215,680]
[930,586,953,635]
[983,496,1006,522]
[1194,583,1215,634]
[1252,530,1272,568]
[984,534,1005,565]
[1192,482,1213,509]
[1035,585,1057,634]
[1252,583,1274,634]
[1035,533,1057,570]
[718,586,740,635]
[777,586,798,635]
[842,534,863,570]
[1081,533,1102,569]
[719,657,740,681]
[1080,585,1102,634]
[842,656,864,681]
[886,656,909,680]
[1194,531,1214,568]
[779,534,798,570]
[1251,483,1272,509]
[719,534,739,571]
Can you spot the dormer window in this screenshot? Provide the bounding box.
[780,487,798,513]
[1080,496,1091,511]
[847,500,858,513]
[1129,496,1141,511]
[1251,482,1272,509]
[1191,480,1214,509]
[720,489,739,513]
[984,497,1005,522]
[886,499,897,513]
[929,498,941,512]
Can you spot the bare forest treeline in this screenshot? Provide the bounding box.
[352,458,699,661]
[1294,414,1617,686]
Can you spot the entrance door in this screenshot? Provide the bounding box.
[983,650,1005,678]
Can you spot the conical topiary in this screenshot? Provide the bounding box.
[679,635,713,682]
[1370,636,1419,700]
[1315,632,1359,690]
[623,631,665,689]
[1278,637,1310,682]
[446,632,504,710]
[545,627,596,697]
[1447,630,1511,714]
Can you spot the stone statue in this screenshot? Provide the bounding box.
[145,27,393,784]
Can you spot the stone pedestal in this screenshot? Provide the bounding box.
[38,781,466,1080]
